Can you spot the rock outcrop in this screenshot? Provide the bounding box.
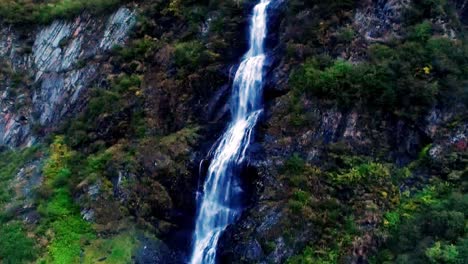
[0,7,136,147]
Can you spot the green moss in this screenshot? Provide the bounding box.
[36,137,96,263]
[46,215,95,264]
[82,230,139,264]
[0,146,40,206]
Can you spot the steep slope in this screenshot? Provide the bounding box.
[0,0,466,263]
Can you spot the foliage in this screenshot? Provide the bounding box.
[113,37,160,63]
[425,241,460,263]
[0,147,40,263]
[287,246,339,264]
[36,137,96,263]
[283,153,306,176]
[328,162,391,185]
[0,221,37,264]
[0,0,127,26]
[0,146,39,206]
[371,180,468,263]
[290,32,467,119]
[82,230,139,264]
[173,40,220,72]
[63,73,144,148]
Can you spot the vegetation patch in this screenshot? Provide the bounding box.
[82,230,139,264]
[0,0,128,26]
[36,136,95,263]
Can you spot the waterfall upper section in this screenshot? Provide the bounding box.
[189,1,272,264]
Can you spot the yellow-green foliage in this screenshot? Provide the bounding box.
[43,136,74,185]
[37,136,96,264]
[82,230,139,264]
[329,162,391,185]
[372,181,468,263]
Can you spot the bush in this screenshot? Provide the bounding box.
[0,222,37,264]
[291,34,467,118]
[425,242,459,264]
[329,162,391,185]
[174,41,205,70]
[283,153,306,176]
[409,21,433,41]
[373,182,467,263]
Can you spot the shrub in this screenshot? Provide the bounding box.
[283,153,306,176]
[425,242,459,264]
[330,162,391,185]
[0,222,37,264]
[409,21,433,41]
[174,41,205,70]
[291,34,467,118]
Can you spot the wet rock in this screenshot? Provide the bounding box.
[81,208,95,222]
[134,235,181,264]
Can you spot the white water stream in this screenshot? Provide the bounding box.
[189,1,272,263]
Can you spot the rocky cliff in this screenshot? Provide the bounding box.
[0,6,135,147]
[0,0,466,263]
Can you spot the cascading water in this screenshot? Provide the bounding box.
[189,1,272,263]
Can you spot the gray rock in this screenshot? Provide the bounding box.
[0,7,136,148]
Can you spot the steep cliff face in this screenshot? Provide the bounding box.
[0,7,135,147]
[217,0,467,263]
[0,0,466,263]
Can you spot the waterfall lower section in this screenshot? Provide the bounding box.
[189,1,272,263]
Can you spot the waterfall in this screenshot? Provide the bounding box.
[189,1,271,263]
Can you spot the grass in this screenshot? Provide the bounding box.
[82,230,139,264]
[0,0,127,26]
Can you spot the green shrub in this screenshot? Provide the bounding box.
[0,222,37,264]
[329,162,391,185]
[283,153,306,175]
[374,181,467,263]
[425,242,459,264]
[291,34,467,118]
[174,41,205,70]
[114,37,159,62]
[409,21,433,41]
